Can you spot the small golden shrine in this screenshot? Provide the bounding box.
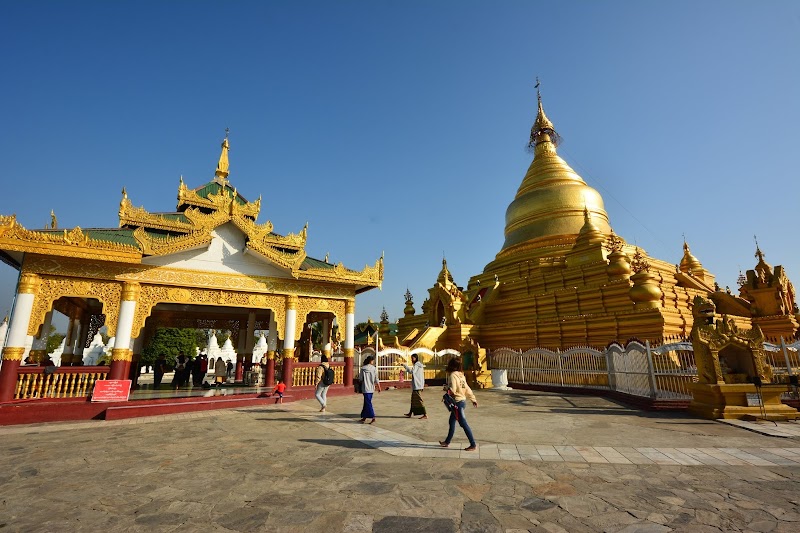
[395,85,799,359]
[0,134,382,401]
[688,296,799,420]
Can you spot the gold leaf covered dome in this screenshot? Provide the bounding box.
[500,91,611,255]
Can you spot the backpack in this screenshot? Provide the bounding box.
[321,365,335,386]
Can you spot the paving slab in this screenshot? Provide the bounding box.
[0,388,798,532]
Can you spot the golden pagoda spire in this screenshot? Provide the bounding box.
[679,237,703,276]
[214,128,230,185]
[529,78,561,150]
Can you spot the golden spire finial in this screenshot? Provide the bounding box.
[754,235,765,262]
[529,78,560,150]
[50,210,58,229]
[215,129,230,184]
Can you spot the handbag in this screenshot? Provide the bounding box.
[442,390,460,420]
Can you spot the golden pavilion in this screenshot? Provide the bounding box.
[396,89,799,353]
[0,134,382,401]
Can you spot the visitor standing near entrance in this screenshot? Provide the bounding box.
[439,357,478,451]
[359,356,381,424]
[214,357,227,387]
[226,360,233,379]
[401,354,427,419]
[172,354,187,390]
[315,355,334,412]
[154,354,166,388]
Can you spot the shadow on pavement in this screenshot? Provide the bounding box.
[298,438,373,449]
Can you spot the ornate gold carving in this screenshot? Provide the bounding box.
[604,230,625,254]
[121,282,141,301]
[630,248,651,274]
[132,285,287,340]
[281,347,295,360]
[293,297,346,340]
[0,215,140,261]
[119,198,195,232]
[346,299,355,314]
[18,272,41,294]
[28,277,122,337]
[286,295,298,310]
[133,227,213,256]
[343,348,354,359]
[2,347,25,361]
[25,256,357,300]
[300,256,383,287]
[111,348,133,362]
[266,350,275,360]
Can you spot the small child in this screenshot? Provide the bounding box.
[273,380,287,404]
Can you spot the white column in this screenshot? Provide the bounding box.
[6,293,36,350]
[345,310,355,351]
[321,319,331,355]
[284,308,297,352]
[267,316,278,352]
[31,311,53,352]
[114,300,137,351]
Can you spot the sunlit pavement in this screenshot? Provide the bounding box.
[1,387,798,532]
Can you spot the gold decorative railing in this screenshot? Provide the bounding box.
[14,366,110,400]
[291,362,344,387]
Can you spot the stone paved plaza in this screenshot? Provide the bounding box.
[1,388,799,532]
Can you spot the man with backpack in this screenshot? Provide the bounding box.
[315,355,335,412]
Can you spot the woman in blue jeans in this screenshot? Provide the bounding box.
[439,357,478,451]
[359,355,382,424]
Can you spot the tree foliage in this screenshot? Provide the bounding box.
[142,328,198,368]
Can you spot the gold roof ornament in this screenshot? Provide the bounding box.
[679,238,703,276]
[528,78,560,150]
[214,128,230,185]
[49,210,57,230]
[604,228,625,254]
[630,247,651,273]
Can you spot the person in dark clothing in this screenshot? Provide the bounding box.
[154,354,166,388]
[226,360,233,379]
[172,354,187,390]
[183,356,193,387]
[191,356,204,386]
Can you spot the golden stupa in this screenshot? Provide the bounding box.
[396,88,799,352]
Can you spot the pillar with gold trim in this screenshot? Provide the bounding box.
[109,282,139,381]
[281,295,297,387]
[0,273,40,401]
[343,299,355,387]
[266,314,277,387]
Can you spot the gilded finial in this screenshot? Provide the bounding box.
[324,252,329,263]
[50,210,57,230]
[630,247,651,273]
[528,78,561,150]
[122,187,127,199]
[604,229,624,253]
[754,235,765,262]
[404,288,413,303]
[214,130,230,184]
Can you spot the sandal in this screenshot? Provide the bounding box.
[403,413,412,418]
[419,415,428,419]
[464,445,477,451]
[368,418,376,424]
[439,441,449,448]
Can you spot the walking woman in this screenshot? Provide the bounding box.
[439,357,478,451]
[359,355,382,424]
[401,354,427,419]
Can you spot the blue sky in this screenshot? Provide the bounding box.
[1,1,798,331]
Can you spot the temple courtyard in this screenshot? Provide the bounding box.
[1,389,799,532]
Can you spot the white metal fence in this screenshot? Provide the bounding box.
[355,347,460,382]
[490,338,800,401]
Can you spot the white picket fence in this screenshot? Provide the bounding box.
[490,338,800,401]
[355,347,461,381]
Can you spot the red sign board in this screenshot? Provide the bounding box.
[91,380,131,402]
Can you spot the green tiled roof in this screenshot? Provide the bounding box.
[302,256,334,270]
[82,228,140,248]
[193,182,248,205]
